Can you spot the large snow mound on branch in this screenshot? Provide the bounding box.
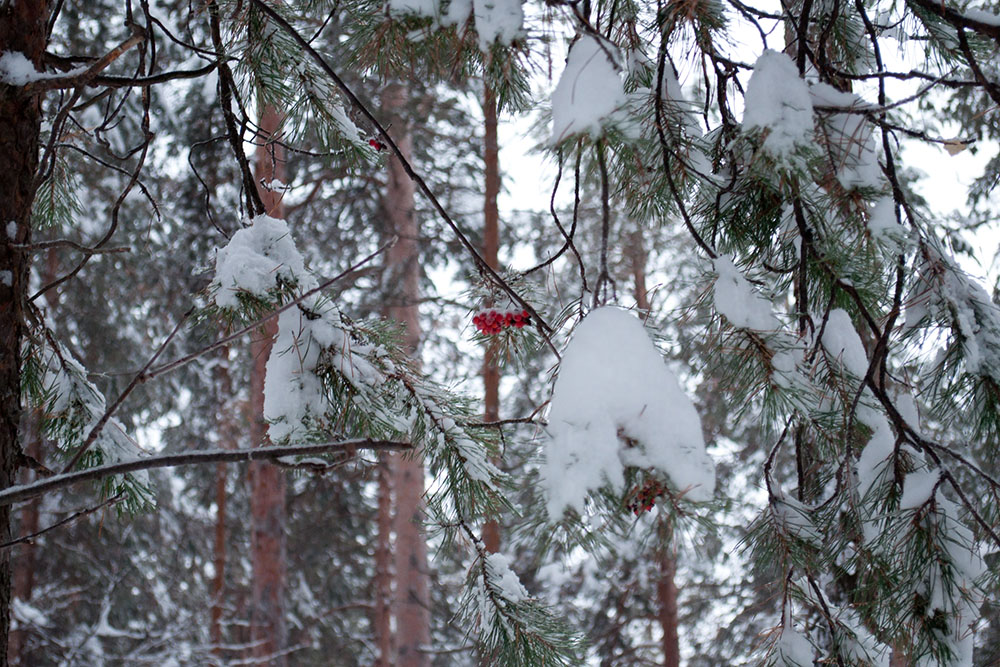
[212,215,310,308]
[743,50,813,158]
[551,35,626,143]
[542,307,715,518]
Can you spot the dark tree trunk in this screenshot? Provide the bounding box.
[382,81,431,667]
[0,2,48,663]
[248,105,287,666]
[481,81,501,555]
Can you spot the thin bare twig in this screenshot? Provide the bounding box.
[0,493,125,550]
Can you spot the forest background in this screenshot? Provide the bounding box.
[0,0,999,664]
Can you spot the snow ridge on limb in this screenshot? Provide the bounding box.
[22,335,153,513]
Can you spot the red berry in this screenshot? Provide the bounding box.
[369,138,387,151]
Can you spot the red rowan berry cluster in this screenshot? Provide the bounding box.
[473,308,532,335]
[626,479,666,515]
[368,138,387,151]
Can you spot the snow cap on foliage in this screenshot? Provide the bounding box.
[542,307,714,518]
[387,0,522,52]
[212,215,311,309]
[472,0,523,51]
[264,306,342,443]
[551,35,626,143]
[821,308,868,377]
[743,50,813,158]
[713,257,780,330]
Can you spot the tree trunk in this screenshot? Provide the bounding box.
[210,347,235,658]
[8,248,57,665]
[629,233,680,667]
[7,431,40,666]
[382,81,431,667]
[0,3,47,664]
[373,460,395,667]
[481,81,501,556]
[657,549,681,667]
[248,104,287,666]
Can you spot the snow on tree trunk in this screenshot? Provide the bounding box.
[480,80,501,556]
[248,104,287,667]
[0,3,45,663]
[382,81,431,667]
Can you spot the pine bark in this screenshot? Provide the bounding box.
[8,249,56,665]
[0,3,47,664]
[210,347,235,657]
[481,81,501,555]
[656,549,681,667]
[629,233,681,667]
[248,105,287,666]
[373,460,395,667]
[382,82,431,667]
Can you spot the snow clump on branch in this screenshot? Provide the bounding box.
[551,34,627,143]
[542,307,715,518]
[742,50,814,161]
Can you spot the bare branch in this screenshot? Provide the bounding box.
[0,440,412,507]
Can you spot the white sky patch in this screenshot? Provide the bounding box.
[6,222,16,240]
[551,34,626,143]
[542,307,714,518]
[742,50,813,158]
[0,271,11,287]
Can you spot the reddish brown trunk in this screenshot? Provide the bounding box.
[657,549,681,667]
[630,234,679,667]
[373,460,395,667]
[210,347,235,657]
[0,3,47,664]
[889,649,908,667]
[210,460,227,655]
[382,82,431,667]
[628,231,650,316]
[9,249,57,665]
[481,81,501,555]
[7,432,40,666]
[248,105,287,666]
